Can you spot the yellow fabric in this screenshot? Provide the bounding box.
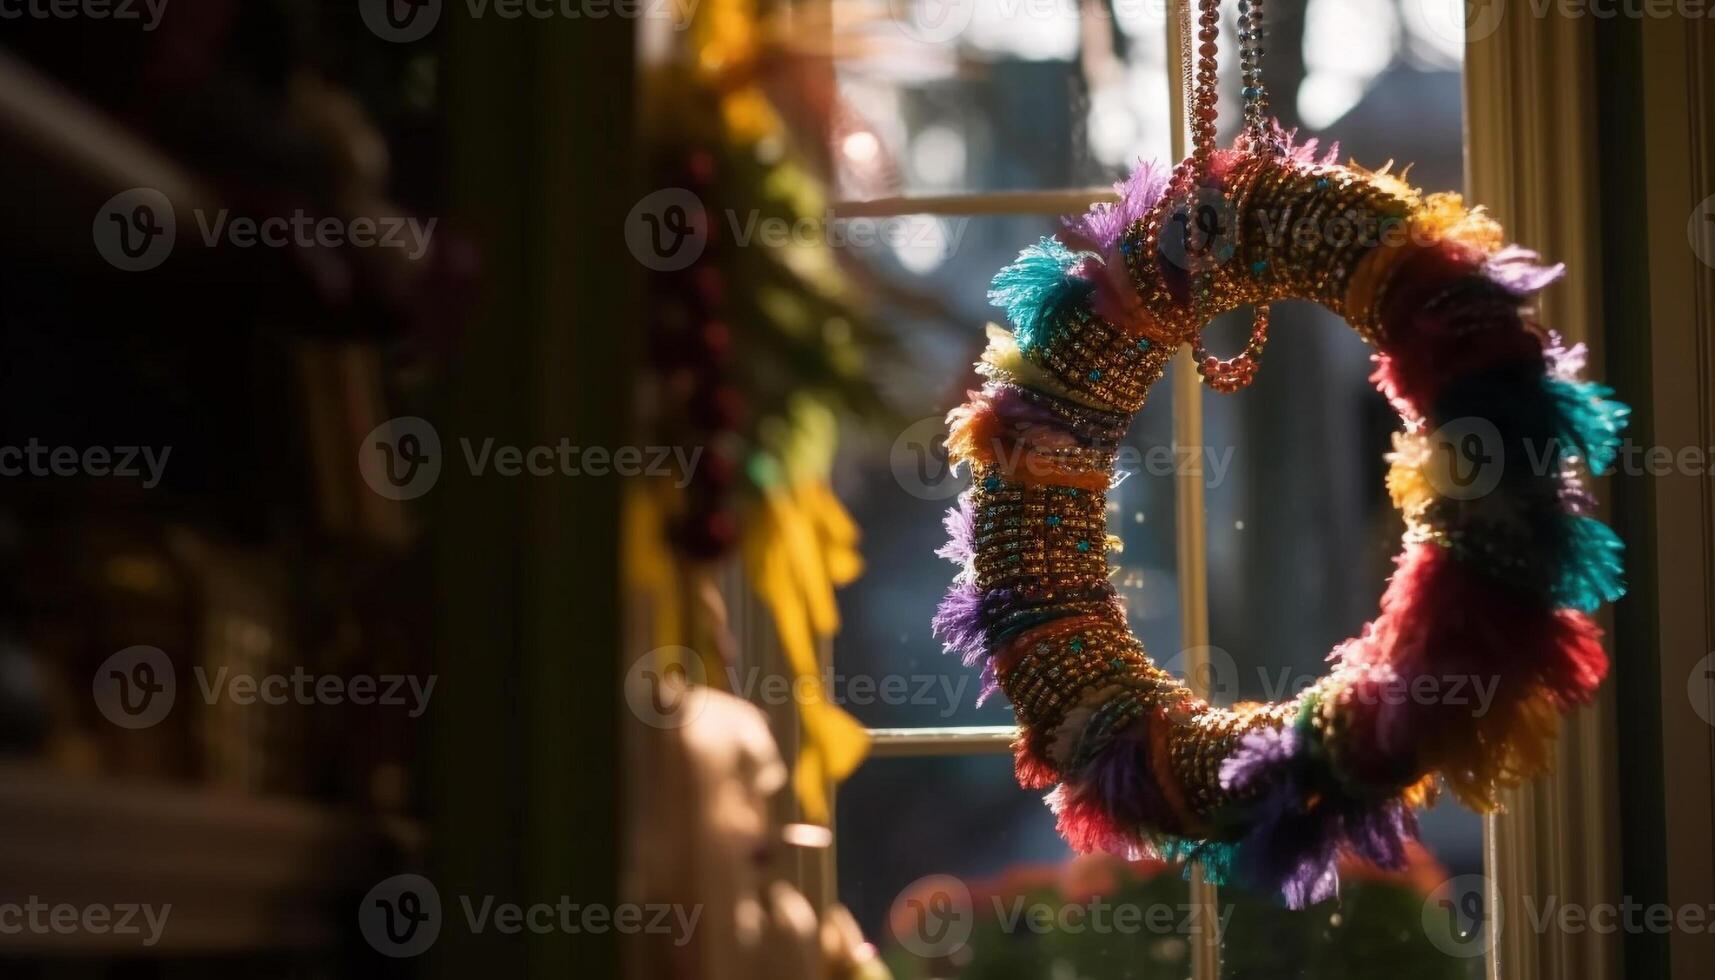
[744,479,870,824]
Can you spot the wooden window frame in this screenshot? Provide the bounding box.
[760,6,1695,980]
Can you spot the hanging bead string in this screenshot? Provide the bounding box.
[1239,0,1269,144]
[1179,0,1274,394]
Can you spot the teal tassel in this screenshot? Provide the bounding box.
[1159,837,1238,886]
[1553,515,1627,612]
[987,237,1093,353]
[1544,377,1631,476]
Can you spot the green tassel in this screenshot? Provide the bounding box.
[1159,837,1238,886]
[987,237,1093,353]
[1544,376,1630,476]
[1553,514,1627,612]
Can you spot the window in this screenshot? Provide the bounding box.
[735,2,1593,978]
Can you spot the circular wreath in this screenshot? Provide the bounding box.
[933,132,1629,908]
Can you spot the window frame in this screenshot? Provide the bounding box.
[767,6,1635,980]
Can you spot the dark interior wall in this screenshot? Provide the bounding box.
[431,11,636,979]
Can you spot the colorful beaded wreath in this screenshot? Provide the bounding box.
[932,132,1629,908]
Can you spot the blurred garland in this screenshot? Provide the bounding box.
[627,0,897,823]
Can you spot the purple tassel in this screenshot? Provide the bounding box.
[1485,245,1566,296]
[1061,163,1169,254]
[1253,124,1339,166]
[935,497,976,572]
[976,658,1000,706]
[1048,722,1184,853]
[932,580,987,667]
[1542,331,1588,380]
[1077,725,1181,830]
[1219,725,1418,909]
[987,383,1129,448]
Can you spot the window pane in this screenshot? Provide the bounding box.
[840,754,1198,979]
[1199,2,1477,975]
[831,210,1181,727]
[832,0,1174,199]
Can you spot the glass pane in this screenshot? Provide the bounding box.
[1200,1,1478,976]
[832,214,1181,728]
[840,754,1198,979]
[831,0,1174,198]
